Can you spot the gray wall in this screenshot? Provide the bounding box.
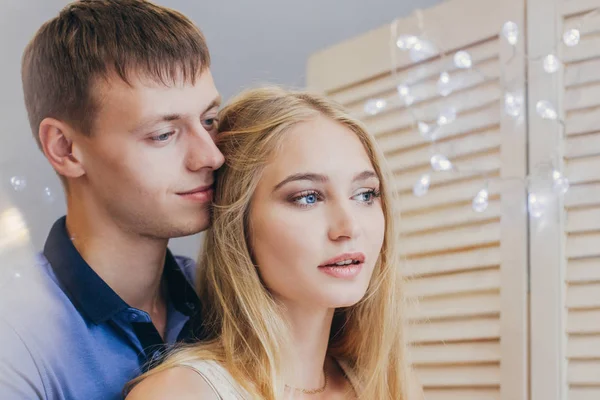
[0,0,444,258]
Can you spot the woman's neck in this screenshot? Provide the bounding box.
[281,303,335,392]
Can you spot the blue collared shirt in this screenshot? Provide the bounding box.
[0,217,204,400]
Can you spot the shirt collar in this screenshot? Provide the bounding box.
[44,216,200,324]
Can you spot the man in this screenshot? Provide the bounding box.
[0,1,224,398]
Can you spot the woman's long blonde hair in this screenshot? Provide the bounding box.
[129,86,412,399]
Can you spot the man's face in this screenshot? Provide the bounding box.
[73,69,224,239]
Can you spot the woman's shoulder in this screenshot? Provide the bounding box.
[126,362,221,400]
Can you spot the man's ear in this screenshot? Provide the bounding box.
[38,118,85,179]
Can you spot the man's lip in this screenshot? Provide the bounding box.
[177,185,213,195]
[319,252,366,267]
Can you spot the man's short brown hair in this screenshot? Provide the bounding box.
[22,0,211,148]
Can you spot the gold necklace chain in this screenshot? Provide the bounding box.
[285,369,328,395]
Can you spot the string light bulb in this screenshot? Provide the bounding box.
[437,107,457,126]
[502,21,519,46]
[430,154,453,171]
[364,98,387,115]
[396,35,419,50]
[10,176,27,192]
[437,72,452,97]
[536,100,558,120]
[472,188,489,212]
[397,84,415,105]
[413,174,431,197]
[552,170,570,194]
[504,92,524,117]
[543,54,562,74]
[563,29,581,47]
[454,51,473,69]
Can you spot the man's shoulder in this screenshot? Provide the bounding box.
[0,252,75,335]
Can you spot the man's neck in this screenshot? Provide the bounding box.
[65,206,168,314]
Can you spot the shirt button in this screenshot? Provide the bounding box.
[129,312,138,321]
[186,302,196,311]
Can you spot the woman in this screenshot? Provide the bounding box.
[126,86,419,399]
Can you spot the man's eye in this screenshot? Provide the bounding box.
[151,132,175,142]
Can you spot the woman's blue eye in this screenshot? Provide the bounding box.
[293,191,321,207]
[353,189,380,204]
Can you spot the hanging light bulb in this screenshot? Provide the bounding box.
[504,92,524,117]
[397,84,415,105]
[437,72,452,97]
[418,121,437,141]
[454,51,473,69]
[364,98,387,115]
[528,193,546,218]
[552,170,570,194]
[502,21,519,46]
[543,54,562,74]
[413,174,431,197]
[437,107,457,126]
[410,39,437,62]
[397,35,419,50]
[563,29,581,47]
[536,100,558,120]
[472,188,489,212]
[430,154,452,171]
[10,176,27,192]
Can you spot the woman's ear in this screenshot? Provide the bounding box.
[38,118,85,179]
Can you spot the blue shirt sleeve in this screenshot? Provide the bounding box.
[0,317,46,399]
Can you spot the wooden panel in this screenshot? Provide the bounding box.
[565,58,600,88]
[565,182,600,208]
[401,221,501,256]
[408,318,500,343]
[387,129,500,173]
[565,155,600,184]
[568,335,600,358]
[367,82,501,137]
[401,199,501,235]
[423,389,500,400]
[567,282,600,308]
[560,0,600,16]
[412,341,500,365]
[407,290,500,321]
[566,106,600,136]
[348,57,498,118]
[399,176,501,213]
[567,257,600,282]
[567,233,600,259]
[416,364,500,387]
[331,41,499,107]
[567,206,600,233]
[570,387,600,400]
[565,81,600,111]
[406,268,500,299]
[563,33,600,64]
[403,246,501,277]
[565,132,600,159]
[307,0,521,93]
[394,151,501,193]
[567,309,600,334]
[568,361,600,384]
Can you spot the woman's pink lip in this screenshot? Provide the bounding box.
[319,252,366,267]
[319,263,364,279]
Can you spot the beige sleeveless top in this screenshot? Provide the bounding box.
[178,359,359,399]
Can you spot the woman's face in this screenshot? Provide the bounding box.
[248,115,385,310]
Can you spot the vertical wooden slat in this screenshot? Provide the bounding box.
[499,2,529,400]
[527,1,568,400]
